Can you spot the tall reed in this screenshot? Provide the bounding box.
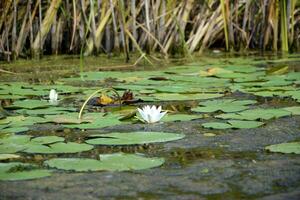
[0,0,299,61]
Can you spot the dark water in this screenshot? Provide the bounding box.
[0,53,300,199]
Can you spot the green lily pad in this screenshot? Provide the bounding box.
[44,153,164,172]
[0,135,31,145]
[63,114,127,129]
[265,142,300,154]
[23,142,93,154]
[30,136,65,144]
[161,114,202,122]
[202,122,232,129]
[0,127,29,133]
[7,100,50,109]
[85,132,185,145]
[0,135,91,154]
[216,108,291,120]
[202,120,264,129]
[152,93,223,101]
[16,107,76,115]
[0,162,51,181]
[283,106,300,115]
[192,99,256,113]
[0,154,20,160]
[227,120,264,129]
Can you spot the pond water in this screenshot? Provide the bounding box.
[0,53,300,199]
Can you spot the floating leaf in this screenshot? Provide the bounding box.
[0,162,51,181]
[216,108,291,120]
[86,132,185,145]
[283,106,300,115]
[161,114,202,122]
[7,100,50,109]
[265,142,300,154]
[192,99,256,113]
[30,136,65,144]
[0,127,29,133]
[44,153,164,172]
[152,93,223,101]
[202,120,264,129]
[0,154,20,160]
[227,120,264,129]
[63,115,127,129]
[16,107,76,115]
[24,142,93,154]
[202,122,232,129]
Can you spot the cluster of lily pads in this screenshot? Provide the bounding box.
[1,56,300,180]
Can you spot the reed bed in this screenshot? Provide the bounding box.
[0,0,299,61]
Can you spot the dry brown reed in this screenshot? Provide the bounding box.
[0,0,299,61]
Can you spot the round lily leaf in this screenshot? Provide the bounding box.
[161,114,202,122]
[216,108,291,120]
[16,107,76,115]
[151,93,223,101]
[0,162,51,181]
[86,132,185,145]
[44,153,164,172]
[0,154,20,160]
[192,99,256,113]
[202,122,232,129]
[202,120,264,129]
[30,136,65,144]
[265,142,300,154]
[24,142,94,154]
[283,106,300,115]
[64,117,126,129]
[7,100,50,109]
[0,144,27,154]
[227,120,264,129]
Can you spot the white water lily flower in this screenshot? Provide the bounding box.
[137,105,167,123]
[49,89,58,104]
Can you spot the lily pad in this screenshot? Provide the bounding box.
[86,132,185,145]
[23,142,94,154]
[0,154,20,160]
[216,108,291,120]
[283,106,300,115]
[202,122,232,129]
[44,153,164,172]
[0,162,51,181]
[30,136,65,144]
[202,120,264,129]
[63,114,127,129]
[16,107,76,115]
[161,114,202,122]
[265,142,300,154]
[192,99,256,113]
[152,93,223,101]
[7,100,50,109]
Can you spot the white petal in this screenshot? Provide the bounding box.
[157,111,167,121]
[157,106,162,113]
[137,108,149,122]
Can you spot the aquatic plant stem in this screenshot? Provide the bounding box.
[221,0,229,51]
[78,88,121,119]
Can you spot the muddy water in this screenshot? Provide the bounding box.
[0,54,300,199]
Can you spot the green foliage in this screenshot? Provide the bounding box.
[85,132,185,145]
[192,99,256,113]
[265,142,300,154]
[0,162,51,181]
[44,153,164,172]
